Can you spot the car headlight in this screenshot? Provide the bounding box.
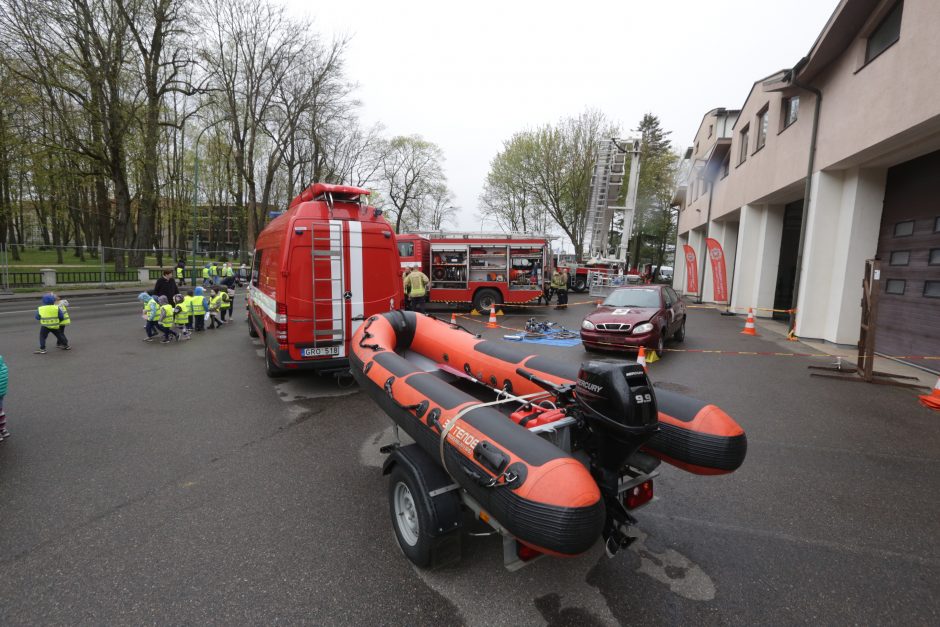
[581,319,595,331]
[632,322,654,335]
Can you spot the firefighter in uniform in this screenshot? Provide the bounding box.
[551,267,569,310]
[405,264,429,314]
[402,266,412,310]
[35,293,69,353]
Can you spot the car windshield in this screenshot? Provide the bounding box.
[603,289,660,308]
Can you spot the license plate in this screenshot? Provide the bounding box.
[302,346,339,357]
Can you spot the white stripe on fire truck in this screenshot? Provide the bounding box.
[249,284,277,322]
[329,220,345,358]
[348,221,364,337]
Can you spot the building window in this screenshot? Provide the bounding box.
[866,2,903,64]
[885,279,906,295]
[707,124,713,138]
[720,154,730,179]
[925,281,940,298]
[738,125,749,164]
[889,250,910,266]
[783,96,799,128]
[929,248,940,265]
[935,216,940,232]
[756,107,769,150]
[893,220,914,237]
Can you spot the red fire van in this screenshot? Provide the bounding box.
[247,183,403,376]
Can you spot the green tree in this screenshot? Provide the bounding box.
[614,113,678,274]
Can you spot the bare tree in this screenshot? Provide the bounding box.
[379,135,446,233]
[118,0,194,265]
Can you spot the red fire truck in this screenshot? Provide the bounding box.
[563,259,619,292]
[247,183,403,377]
[397,232,551,312]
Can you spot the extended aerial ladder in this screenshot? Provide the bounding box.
[583,138,642,265]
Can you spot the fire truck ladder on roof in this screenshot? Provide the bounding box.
[311,226,345,346]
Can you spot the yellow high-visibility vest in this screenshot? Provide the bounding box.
[38,304,61,329]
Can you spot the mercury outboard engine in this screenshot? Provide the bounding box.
[575,361,659,555]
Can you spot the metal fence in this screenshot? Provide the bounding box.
[7,271,43,287]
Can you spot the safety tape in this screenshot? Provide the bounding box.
[687,304,796,314]
[453,313,940,361]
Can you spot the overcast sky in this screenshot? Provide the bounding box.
[290,0,839,243]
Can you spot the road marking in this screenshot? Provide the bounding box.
[0,301,138,315]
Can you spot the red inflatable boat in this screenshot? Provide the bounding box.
[350,311,745,566]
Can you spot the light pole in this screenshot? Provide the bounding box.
[191,122,222,286]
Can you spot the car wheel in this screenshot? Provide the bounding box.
[674,317,685,342]
[472,288,500,314]
[655,333,665,359]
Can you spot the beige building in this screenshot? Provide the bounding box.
[673,0,940,367]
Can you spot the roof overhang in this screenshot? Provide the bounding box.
[795,0,884,83]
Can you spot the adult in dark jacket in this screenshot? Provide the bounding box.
[153,269,180,303]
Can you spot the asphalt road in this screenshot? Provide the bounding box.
[0,292,937,625]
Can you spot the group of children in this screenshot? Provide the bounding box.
[138,285,236,343]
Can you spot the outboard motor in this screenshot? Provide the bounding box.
[575,361,659,555]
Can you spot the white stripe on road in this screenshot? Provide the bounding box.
[0,301,139,315]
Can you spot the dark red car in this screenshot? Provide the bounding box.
[580,285,686,356]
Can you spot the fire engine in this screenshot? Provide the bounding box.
[397,232,552,312]
[247,183,403,377]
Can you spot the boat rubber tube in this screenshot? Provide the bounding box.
[351,311,605,557]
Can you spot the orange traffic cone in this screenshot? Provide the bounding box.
[636,346,648,372]
[741,308,758,336]
[486,307,499,329]
[450,312,457,325]
[919,377,940,411]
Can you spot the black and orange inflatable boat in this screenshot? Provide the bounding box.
[350,311,746,565]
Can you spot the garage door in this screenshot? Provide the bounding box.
[875,150,940,373]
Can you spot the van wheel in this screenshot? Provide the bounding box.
[472,289,500,314]
[388,465,435,568]
[265,337,286,378]
[248,317,259,338]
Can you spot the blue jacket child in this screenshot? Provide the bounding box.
[34,293,69,354]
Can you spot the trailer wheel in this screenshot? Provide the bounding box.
[572,277,587,293]
[388,465,435,568]
[472,289,500,314]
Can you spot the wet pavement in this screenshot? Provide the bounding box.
[0,294,937,625]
